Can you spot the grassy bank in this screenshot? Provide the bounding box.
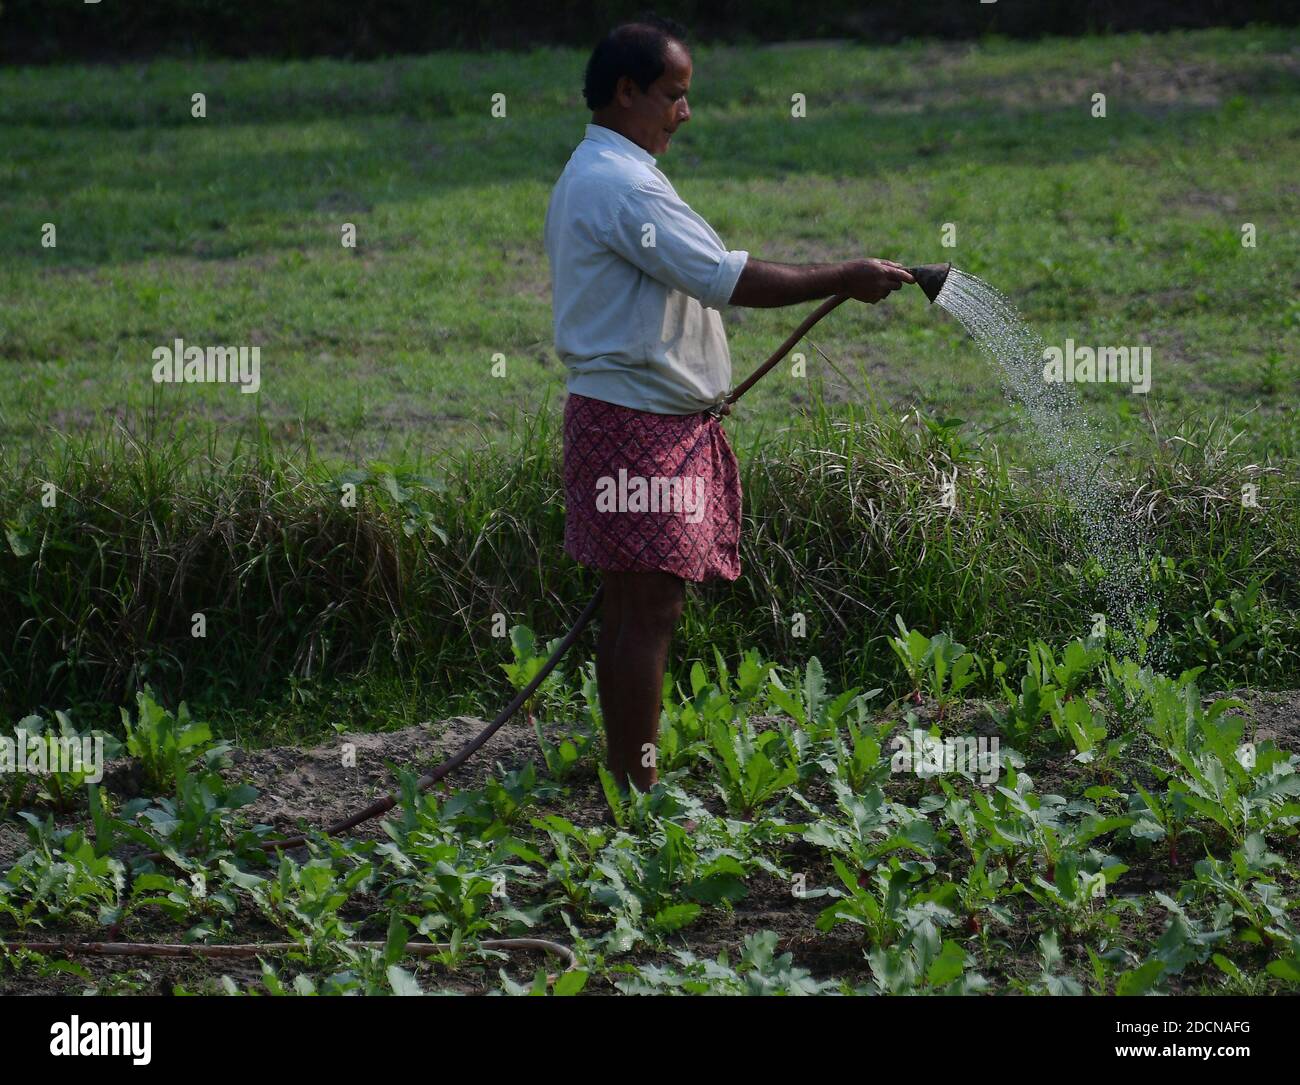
[2,399,1296,735]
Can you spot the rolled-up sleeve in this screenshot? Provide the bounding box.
[604,178,749,310]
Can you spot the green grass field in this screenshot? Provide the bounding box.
[2,28,1296,463]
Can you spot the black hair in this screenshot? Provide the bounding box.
[582,13,689,111]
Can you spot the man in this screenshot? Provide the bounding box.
[543,15,913,794]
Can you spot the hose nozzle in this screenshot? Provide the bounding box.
[905,262,952,304]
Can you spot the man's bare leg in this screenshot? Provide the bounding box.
[596,569,686,792]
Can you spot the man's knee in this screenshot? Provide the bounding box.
[614,571,684,634]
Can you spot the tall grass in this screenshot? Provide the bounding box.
[2,399,1297,728]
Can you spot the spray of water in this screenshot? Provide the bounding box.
[933,268,1156,653]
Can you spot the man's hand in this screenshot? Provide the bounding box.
[838,259,914,303]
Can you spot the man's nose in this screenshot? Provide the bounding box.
[677,98,690,123]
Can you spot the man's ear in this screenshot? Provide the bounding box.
[614,75,637,108]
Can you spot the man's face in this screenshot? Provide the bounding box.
[617,41,692,156]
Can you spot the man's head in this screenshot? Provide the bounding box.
[584,14,691,157]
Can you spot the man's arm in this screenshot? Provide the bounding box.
[729,257,914,308]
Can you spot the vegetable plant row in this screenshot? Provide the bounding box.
[1,622,1298,996]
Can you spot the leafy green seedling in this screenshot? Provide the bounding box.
[816,714,893,793]
[990,661,1058,745]
[765,656,867,741]
[1047,694,1108,758]
[0,820,126,929]
[1030,638,1103,699]
[501,625,567,726]
[613,931,836,995]
[889,616,932,705]
[6,712,122,812]
[889,618,979,719]
[121,689,226,794]
[706,717,799,818]
[533,718,595,783]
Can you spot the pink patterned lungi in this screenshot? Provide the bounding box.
[563,393,741,583]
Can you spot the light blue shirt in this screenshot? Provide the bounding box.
[543,123,750,415]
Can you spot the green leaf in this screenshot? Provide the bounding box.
[926,940,966,987]
[651,903,701,932]
[218,860,265,891]
[690,661,708,698]
[1212,953,1244,982]
[381,473,407,503]
[384,911,411,966]
[387,965,424,995]
[552,969,589,996]
[596,765,626,828]
[766,684,804,727]
[87,784,115,855]
[1115,960,1165,995]
[804,657,826,722]
[4,524,33,558]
